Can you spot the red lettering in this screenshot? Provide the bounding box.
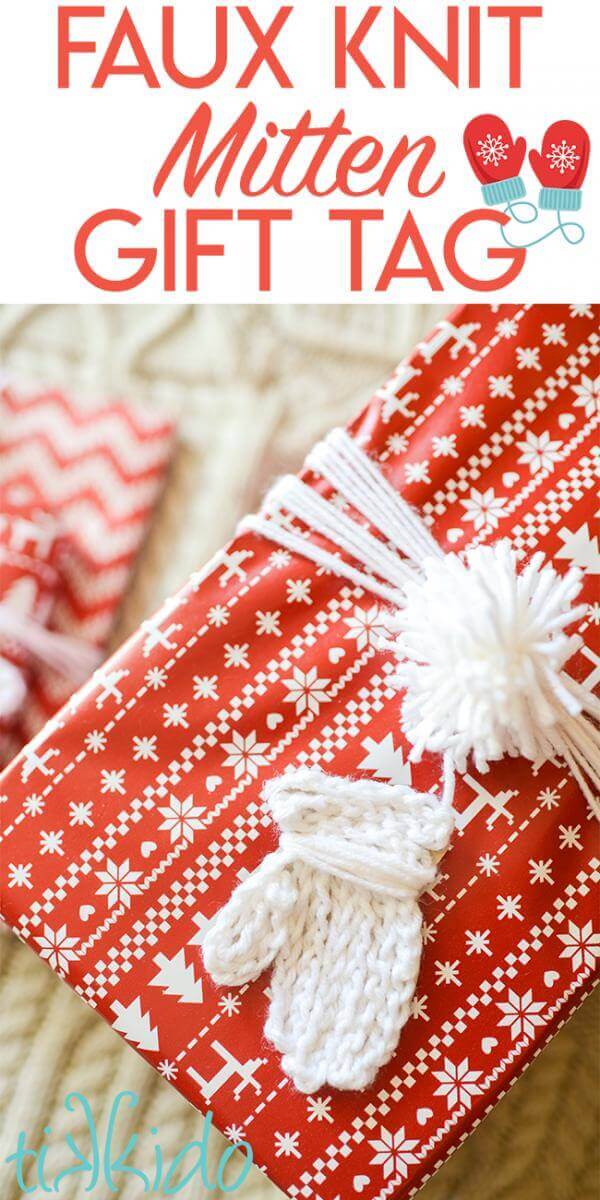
[92,8,160,87]
[376,211,443,291]
[162,6,227,87]
[186,209,233,290]
[329,209,383,291]
[444,209,526,289]
[74,209,156,292]
[488,5,543,87]
[393,7,459,87]
[334,7,384,88]
[238,209,293,290]
[237,6,293,87]
[58,6,104,87]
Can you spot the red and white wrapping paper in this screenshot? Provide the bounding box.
[0,384,176,763]
[1,305,598,1200]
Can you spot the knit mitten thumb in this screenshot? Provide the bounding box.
[204,767,454,1093]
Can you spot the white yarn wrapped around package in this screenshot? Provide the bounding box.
[203,768,454,1093]
[385,542,600,814]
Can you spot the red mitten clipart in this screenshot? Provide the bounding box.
[464,114,527,205]
[529,119,590,211]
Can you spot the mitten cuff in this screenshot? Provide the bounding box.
[481,175,526,205]
[538,186,582,211]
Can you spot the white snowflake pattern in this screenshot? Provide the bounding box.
[476,132,509,167]
[256,610,282,636]
[132,735,158,762]
[369,1126,419,1180]
[528,858,554,885]
[497,989,546,1040]
[193,675,219,701]
[542,322,567,347]
[96,858,143,909]
[517,430,563,475]
[69,800,94,828]
[218,993,242,1017]
[558,921,600,972]
[546,139,580,175]
[7,862,33,888]
[100,768,126,795]
[222,731,269,780]
[274,1131,301,1159]
[459,404,486,429]
[461,487,508,532]
[207,604,230,628]
[158,1060,178,1081]
[85,729,107,754]
[496,317,518,339]
[145,666,168,690]
[489,374,514,399]
[477,852,500,876]
[465,929,492,956]
[39,830,64,856]
[23,794,44,817]
[158,795,205,844]
[411,994,429,1021]
[163,702,189,729]
[572,374,600,418]
[283,667,330,716]
[442,375,464,397]
[36,923,80,973]
[405,460,430,485]
[306,1096,333,1123]
[497,894,523,921]
[516,346,541,371]
[433,1057,483,1110]
[386,433,409,455]
[344,605,385,650]
[224,1124,246,1146]
[558,824,583,851]
[569,304,594,319]
[538,787,560,811]
[435,959,461,986]
[286,578,312,604]
[224,643,250,670]
[432,434,458,458]
[270,549,291,569]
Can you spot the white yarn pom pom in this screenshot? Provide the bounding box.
[387,542,600,808]
[0,655,28,721]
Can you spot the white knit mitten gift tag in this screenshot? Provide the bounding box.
[203,768,454,1093]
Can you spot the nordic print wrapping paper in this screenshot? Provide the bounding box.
[1,304,599,1200]
[0,384,176,764]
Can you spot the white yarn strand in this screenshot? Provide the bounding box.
[203,768,454,1093]
[241,429,599,816]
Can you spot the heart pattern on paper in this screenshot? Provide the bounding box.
[206,776,223,793]
[482,1037,498,1054]
[353,1178,370,1194]
[544,970,560,987]
[417,1108,433,1125]
[559,412,576,429]
[328,648,345,665]
[141,841,157,858]
[502,471,519,487]
[267,713,284,731]
[446,528,464,545]
[79,905,95,922]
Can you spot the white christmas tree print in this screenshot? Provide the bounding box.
[546,140,580,175]
[359,734,412,785]
[477,133,509,167]
[555,524,599,573]
[111,997,159,1052]
[150,949,204,1004]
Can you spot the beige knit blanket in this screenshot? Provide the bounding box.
[0,304,597,1200]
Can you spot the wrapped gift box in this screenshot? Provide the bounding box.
[0,383,176,764]
[0,304,598,1200]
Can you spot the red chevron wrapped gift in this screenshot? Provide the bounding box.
[1,305,599,1200]
[0,385,176,764]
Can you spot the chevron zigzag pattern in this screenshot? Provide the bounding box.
[0,383,176,756]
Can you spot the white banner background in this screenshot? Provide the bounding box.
[0,0,596,301]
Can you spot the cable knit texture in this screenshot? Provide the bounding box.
[203,768,454,1093]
